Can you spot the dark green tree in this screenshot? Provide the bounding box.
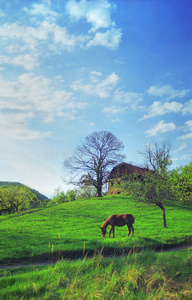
[170,162,192,204]
[0,185,36,214]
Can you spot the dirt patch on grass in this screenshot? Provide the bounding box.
[0,244,191,270]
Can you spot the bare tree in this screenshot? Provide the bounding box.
[139,141,172,174]
[63,131,125,197]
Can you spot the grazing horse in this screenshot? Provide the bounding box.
[100,214,134,238]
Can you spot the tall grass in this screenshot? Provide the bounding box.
[0,249,191,299]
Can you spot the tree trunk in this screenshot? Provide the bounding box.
[155,202,167,228]
[97,185,102,197]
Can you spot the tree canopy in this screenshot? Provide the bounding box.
[123,141,173,227]
[63,131,125,197]
[170,162,192,204]
[0,185,37,214]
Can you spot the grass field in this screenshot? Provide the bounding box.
[0,195,192,299]
[0,249,191,299]
[0,195,191,264]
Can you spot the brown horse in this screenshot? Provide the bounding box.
[100,214,134,238]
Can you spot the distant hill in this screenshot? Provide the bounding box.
[0,181,49,201]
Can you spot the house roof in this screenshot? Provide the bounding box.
[108,162,147,179]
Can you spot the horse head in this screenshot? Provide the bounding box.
[100,226,106,237]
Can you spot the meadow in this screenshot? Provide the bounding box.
[0,195,192,299]
[0,195,191,264]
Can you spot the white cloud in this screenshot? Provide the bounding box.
[178,120,192,140]
[146,120,176,137]
[89,71,102,82]
[66,0,122,49]
[0,54,39,70]
[177,143,188,151]
[0,18,120,55]
[103,106,125,114]
[142,101,183,119]
[71,71,119,98]
[0,23,46,52]
[0,111,52,140]
[113,89,143,110]
[182,99,192,115]
[66,0,116,32]
[86,27,122,49]
[147,85,189,100]
[0,22,76,53]
[113,90,142,103]
[185,120,192,130]
[101,72,119,85]
[0,72,88,139]
[24,0,59,22]
[179,133,192,140]
[0,0,121,56]
[111,117,120,123]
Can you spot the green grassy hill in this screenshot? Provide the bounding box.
[0,195,191,265]
[0,181,49,201]
[0,195,192,299]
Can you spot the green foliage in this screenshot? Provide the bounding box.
[122,170,174,205]
[170,162,192,204]
[66,189,76,201]
[121,161,192,206]
[0,185,37,214]
[121,170,176,227]
[76,185,97,199]
[51,191,68,204]
[0,181,48,201]
[49,189,76,205]
[127,141,174,205]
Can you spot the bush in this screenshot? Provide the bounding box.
[76,186,97,199]
[170,162,192,204]
[49,189,76,205]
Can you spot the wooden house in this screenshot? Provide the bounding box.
[107,162,147,195]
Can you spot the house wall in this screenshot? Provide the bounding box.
[107,163,147,196]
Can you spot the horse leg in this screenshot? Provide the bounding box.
[108,226,112,238]
[131,225,134,237]
[127,225,131,237]
[112,226,115,238]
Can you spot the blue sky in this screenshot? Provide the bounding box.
[0,0,191,197]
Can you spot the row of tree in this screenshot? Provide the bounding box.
[0,184,98,214]
[0,185,39,214]
[63,131,192,202]
[120,142,192,205]
[1,131,191,218]
[63,131,192,228]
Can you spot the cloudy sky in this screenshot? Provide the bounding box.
[0,0,191,197]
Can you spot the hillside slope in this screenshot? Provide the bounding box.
[0,181,49,201]
[0,195,191,264]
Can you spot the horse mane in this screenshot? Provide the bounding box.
[101,219,109,228]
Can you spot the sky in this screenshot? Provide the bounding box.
[0,0,191,197]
